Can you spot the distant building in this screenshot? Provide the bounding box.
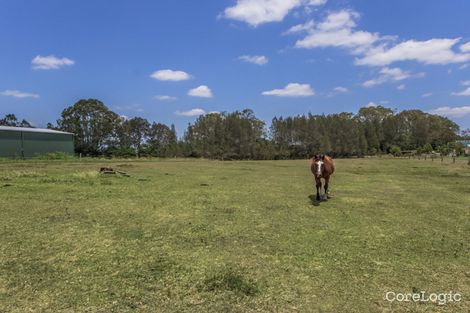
[0,126,74,158]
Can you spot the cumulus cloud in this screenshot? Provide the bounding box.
[356,38,470,66]
[287,9,470,67]
[262,83,314,97]
[333,86,348,93]
[430,106,470,117]
[294,10,379,53]
[362,67,423,87]
[188,85,213,98]
[31,55,74,70]
[175,108,206,116]
[452,81,470,96]
[422,92,433,98]
[150,69,191,81]
[283,20,314,35]
[460,42,470,52]
[452,87,470,96]
[397,84,406,90]
[362,67,411,87]
[222,0,326,27]
[459,64,469,70]
[0,89,39,98]
[238,55,269,65]
[155,95,177,101]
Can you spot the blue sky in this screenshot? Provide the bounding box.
[1,0,470,135]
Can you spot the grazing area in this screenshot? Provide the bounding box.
[0,158,469,312]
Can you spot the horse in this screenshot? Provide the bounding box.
[310,154,335,201]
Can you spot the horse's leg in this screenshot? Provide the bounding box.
[315,177,322,201]
[324,176,330,198]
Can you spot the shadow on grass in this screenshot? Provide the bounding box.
[308,194,330,206]
[200,267,259,297]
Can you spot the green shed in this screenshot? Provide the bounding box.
[0,126,74,158]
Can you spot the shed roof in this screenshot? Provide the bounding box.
[0,126,74,135]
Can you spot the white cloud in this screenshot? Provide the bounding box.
[460,42,470,52]
[286,9,470,67]
[356,38,470,66]
[333,86,348,93]
[452,87,470,96]
[318,10,359,31]
[283,20,314,35]
[308,0,327,5]
[175,108,206,116]
[295,10,379,53]
[362,67,422,87]
[366,101,379,107]
[430,106,470,118]
[188,85,213,98]
[155,95,177,101]
[222,0,326,27]
[422,92,433,98]
[31,55,74,70]
[150,69,191,81]
[397,84,405,90]
[0,89,39,98]
[459,63,469,70]
[451,81,470,96]
[238,55,269,65]
[262,83,314,97]
[296,28,378,51]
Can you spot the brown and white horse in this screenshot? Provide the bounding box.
[310,154,335,201]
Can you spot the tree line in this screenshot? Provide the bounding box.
[1,98,468,159]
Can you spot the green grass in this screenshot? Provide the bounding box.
[0,157,469,312]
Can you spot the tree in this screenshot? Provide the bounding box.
[0,114,32,127]
[357,105,393,153]
[122,117,150,156]
[0,114,19,126]
[146,122,175,157]
[184,110,265,159]
[57,99,119,155]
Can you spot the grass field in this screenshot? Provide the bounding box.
[0,157,469,312]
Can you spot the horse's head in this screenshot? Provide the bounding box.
[313,154,325,178]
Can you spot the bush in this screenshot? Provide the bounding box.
[33,152,75,160]
[389,145,401,157]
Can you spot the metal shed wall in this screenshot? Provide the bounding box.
[0,130,22,158]
[0,129,74,158]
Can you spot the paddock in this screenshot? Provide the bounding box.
[0,158,468,312]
